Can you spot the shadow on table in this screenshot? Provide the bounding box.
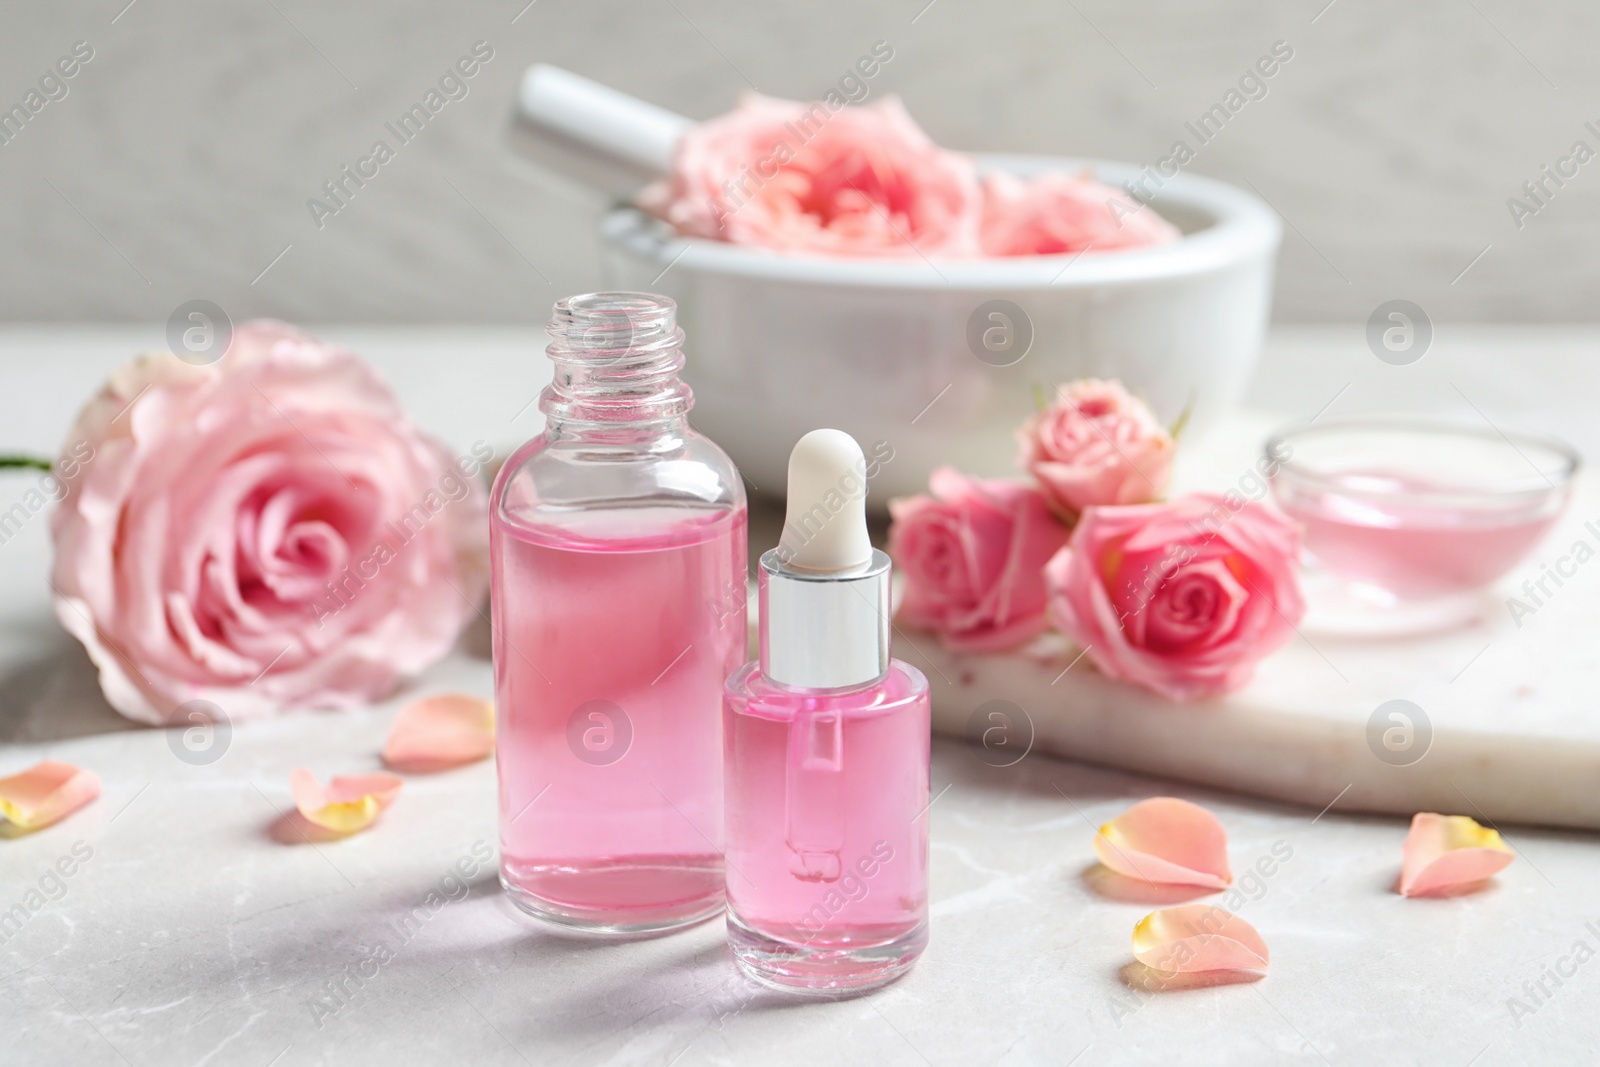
[194,882,813,1055]
[1080,863,1218,905]
[465,923,813,1050]
[265,809,359,845]
[0,628,138,744]
[1119,959,1264,993]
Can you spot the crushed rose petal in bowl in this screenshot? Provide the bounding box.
[607,92,1281,500]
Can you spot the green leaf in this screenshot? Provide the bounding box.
[1168,393,1197,442]
[0,454,54,472]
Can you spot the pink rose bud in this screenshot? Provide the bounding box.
[640,94,983,258]
[888,468,1072,652]
[50,321,490,724]
[1017,378,1175,517]
[1045,495,1305,701]
[979,171,1181,256]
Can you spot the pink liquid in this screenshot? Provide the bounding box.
[1279,471,1562,599]
[492,507,747,929]
[723,661,929,983]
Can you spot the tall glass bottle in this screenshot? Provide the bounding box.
[491,292,747,934]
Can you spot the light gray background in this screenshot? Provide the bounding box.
[1,0,1597,326]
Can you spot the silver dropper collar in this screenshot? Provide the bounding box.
[758,547,891,690]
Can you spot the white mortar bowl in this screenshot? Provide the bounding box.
[599,154,1282,504]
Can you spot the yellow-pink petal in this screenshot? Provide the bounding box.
[1094,797,1233,889]
[0,760,101,831]
[290,768,403,833]
[1133,905,1270,974]
[1400,813,1515,897]
[382,693,495,772]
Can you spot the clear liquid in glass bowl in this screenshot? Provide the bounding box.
[1267,417,1579,634]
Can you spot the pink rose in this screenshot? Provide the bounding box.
[980,171,1181,256]
[1044,495,1304,701]
[1017,378,1175,516]
[889,469,1072,652]
[640,93,983,257]
[50,321,490,725]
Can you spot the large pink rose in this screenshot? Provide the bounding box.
[50,321,490,724]
[1017,378,1175,517]
[640,93,983,257]
[980,171,1181,256]
[888,469,1072,652]
[1044,495,1304,701]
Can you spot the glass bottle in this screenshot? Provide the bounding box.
[723,429,931,992]
[491,292,747,934]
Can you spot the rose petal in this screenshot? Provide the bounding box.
[1133,905,1270,974]
[290,768,403,833]
[0,760,102,831]
[981,172,1181,257]
[640,94,984,257]
[382,694,495,772]
[1400,813,1515,897]
[1094,797,1233,889]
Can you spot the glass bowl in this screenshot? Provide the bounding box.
[1266,416,1579,633]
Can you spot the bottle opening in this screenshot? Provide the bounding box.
[550,291,680,361]
[542,291,692,428]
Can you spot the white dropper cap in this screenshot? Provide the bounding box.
[760,430,891,689]
[777,429,874,571]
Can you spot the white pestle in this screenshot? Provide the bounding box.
[777,429,874,572]
[517,64,692,175]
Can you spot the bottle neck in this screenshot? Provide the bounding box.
[757,548,893,690]
[539,292,693,444]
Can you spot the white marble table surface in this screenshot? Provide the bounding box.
[3,327,1598,1066]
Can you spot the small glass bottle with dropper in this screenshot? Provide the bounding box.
[722,429,930,992]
